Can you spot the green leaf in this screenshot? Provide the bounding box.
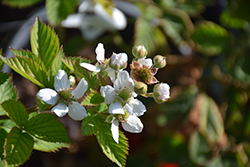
[30,17,60,70]
[0,72,9,85]
[24,113,71,143]
[81,91,104,106]
[0,127,8,160]
[96,121,128,167]
[4,127,34,167]
[189,130,212,166]
[1,0,43,8]
[0,119,17,133]
[81,114,101,136]
[33,138,70,152]
[10,48,46,71]
[198,94,224,143]
[46,0,78,25]
[0,56,48,88]
[134,18,156,54]
[94,102,108,113]
[1,100,29,127]
[0,77,18,104]
[61,58,93,87]
[191,21,228,56]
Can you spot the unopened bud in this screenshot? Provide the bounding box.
[153,55,167,69]
[69,75,76,86]
[109,53,128,70]
[132,45,148,59]
[134,82,148,95]
[153,83,170,104]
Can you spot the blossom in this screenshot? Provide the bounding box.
[153,83,170,104]
[130,59,158,85]
[109,52,128,70]
[36,70,88,120]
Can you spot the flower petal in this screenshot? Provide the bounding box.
[36,88,58,105]
[114,70,134,91]
[109,102,124,114]
[125,99,146,116]
[111,118,119,143]
[68,102,88,121]
[104,67,116,82]
[121,115,143,133]
[71,78,88,99]
[100,85,115,104]
[138,57,153,68]
[54,70,70,91]
[51,102,68,117]
[95,43,105,63]
[80,63,101,72]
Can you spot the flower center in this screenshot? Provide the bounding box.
[58,89,72,101]
[137,68,151,82]
[117,87,132,103]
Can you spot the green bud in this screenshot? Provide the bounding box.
[59,89,72,100]
[132,45,148,59]
[153,83,170,104]
[153,55,167,69]
[134,82,148,95]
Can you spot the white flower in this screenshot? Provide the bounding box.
[153,83,170,104]
[100,70,146,115]
[36,70,88,121]
[110,104,144,143]
[109,52,128,70]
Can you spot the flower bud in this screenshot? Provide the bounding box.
[134,82,148,95]
[132,45,148,59]
[153,55,167,69]
[153,83,170,104]
[69,75,76,86]
[109,53,128,70]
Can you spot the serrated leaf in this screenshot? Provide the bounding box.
[0,127,8,160]
[2,0,43,8]
[46,0,78,25]
[1,100,28,127]
[33,138,69,152]
[30,17,60,70]
[81,114,101,136]
[10,48,46,71]
[0,77,18,104]
[0,72,9,85]
[191,21,228,56]
[0,56,48,88]
[4,127,34,167]
[96,121,128,167]
[94,102,108,113]
[134,18,156,54]
[189,130,212,166]
[198,94,224,143]
[0,119,17,133]
[81,91,104,106]
[61,58,93,87]
[24,113,71,143]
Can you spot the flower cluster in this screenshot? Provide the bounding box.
[36,43,170,143]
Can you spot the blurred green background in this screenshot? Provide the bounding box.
[1,0,250,166]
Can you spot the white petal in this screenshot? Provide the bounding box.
[61,14,83,28]
[54,70,70,91]
[51,102,68,117]
[114,70,134,90]
[95,43,105,63]
[68,102,88,121]
[109,102,124,114]
[111,118,119,143]
[104,68,116,82]
[125,99,146,117]
[71,78,88,99]
[36,88,58,105]
[100,85,115,104]
[80,63,101,72]
[121,115,143,133]
[138,57,153,68]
